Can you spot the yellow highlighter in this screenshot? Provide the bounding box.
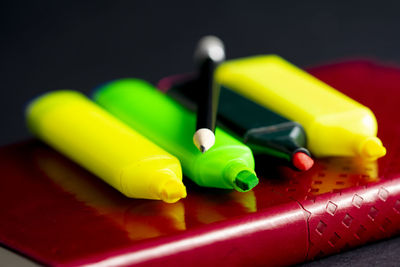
[216,55,386,159]
[26,90,186,203]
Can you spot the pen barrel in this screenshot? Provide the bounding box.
[216,55,386,159]
[26,91,185,201]
[196,58,220,131]
[93,79,257,191]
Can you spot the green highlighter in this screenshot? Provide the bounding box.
[93,79,258,192]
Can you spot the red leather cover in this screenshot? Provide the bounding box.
[0,60,399,266]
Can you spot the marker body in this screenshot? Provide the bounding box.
[216,55,386,159]
[163,75,313,171]
[93,79,258,192]
[26,91,186,203]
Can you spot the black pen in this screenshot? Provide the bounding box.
[192,36,225,153]
[159,74,314,171]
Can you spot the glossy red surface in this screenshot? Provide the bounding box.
[0,60,400,266]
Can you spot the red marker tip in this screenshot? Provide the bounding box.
[292,152,314,171]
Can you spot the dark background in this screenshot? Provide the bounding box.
[1,1,400,266]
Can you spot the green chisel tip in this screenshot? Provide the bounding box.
[234,170,259,192]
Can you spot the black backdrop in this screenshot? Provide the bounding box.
[1,1,400,266]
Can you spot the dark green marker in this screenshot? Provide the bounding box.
[158,74,314,171]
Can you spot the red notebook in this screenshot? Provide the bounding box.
[1,60,400,266]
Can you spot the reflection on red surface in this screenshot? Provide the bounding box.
[184,188,256,226]
[34,147,186,241]
[0,141,306,266]
[267,157,379,201]
[1,60,400,266]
